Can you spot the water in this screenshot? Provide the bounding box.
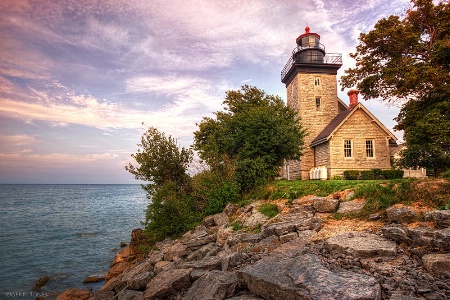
[0,184,148,299]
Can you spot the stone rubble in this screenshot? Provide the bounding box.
[56,195,450,300]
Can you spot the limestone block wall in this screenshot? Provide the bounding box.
[328,109,392,178]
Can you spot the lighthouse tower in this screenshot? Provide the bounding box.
[281,27,343,180]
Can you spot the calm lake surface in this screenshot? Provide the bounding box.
[0,184,148,299]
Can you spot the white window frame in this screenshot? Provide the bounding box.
[366,139,375,158]
[344,139,352,158]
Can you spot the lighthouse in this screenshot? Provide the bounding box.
[281,27,343,180]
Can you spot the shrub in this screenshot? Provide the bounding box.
[382,170,404,179]
[360,170,375,180]
[441,170,450,180]
[343,170,360,180]
[372,168,384,179]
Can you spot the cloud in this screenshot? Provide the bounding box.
[0,134,37,146]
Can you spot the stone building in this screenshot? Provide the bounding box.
[281,27,397,180]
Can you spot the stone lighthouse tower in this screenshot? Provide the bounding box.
[281,27,343,180]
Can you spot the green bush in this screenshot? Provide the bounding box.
[382,170,404,179]
[360,170,375,180]
[344,169,404,180]
[343,170,360,180]
[441,170,450,180]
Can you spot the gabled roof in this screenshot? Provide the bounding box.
[310,103,398,147]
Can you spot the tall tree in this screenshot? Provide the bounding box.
[340,0,450,174]
[193,85,305,191]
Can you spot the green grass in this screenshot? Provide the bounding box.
[257,203,279,218]
[245,179,389,201]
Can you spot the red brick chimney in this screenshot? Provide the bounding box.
[347,89,359,109]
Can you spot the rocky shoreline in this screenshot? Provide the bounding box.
[57,191,450,300]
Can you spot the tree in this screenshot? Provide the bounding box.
[125,127,197,242]
[193,85,305,191]
[340,0,450,174]
[125,126,193,196]
[340,0,450,102]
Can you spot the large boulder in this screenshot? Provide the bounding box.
[237,253,381,300]
[381,226,411,244]
[386,206,417,224]
[326,231,397,258]
[56,288,90,300]
[183,270,237,300]
[337,199,366,214]
[422,253,450,278]
[144,268,192,299]
[313,197,339,213]
[425,210,450,228]
[434,227,450,251]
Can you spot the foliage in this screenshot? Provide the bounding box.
[442,170,450,180]
[340,0,450,176]
[394,98,450,176]
[194,85,306,192]
[343,170,360,180]
[191,167,240,215]
[340,0,450,102]
[143,181,201,243]
[126,126,193,196]
[257,203,279,218]
[343,169,404,180]
[438,201,450,210]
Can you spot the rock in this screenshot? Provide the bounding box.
[216,225,234,246]
[127,271,153,290]
[422,253,450,278]
[153,261,174,274]
[252,235,281,252]
[261,221,296,237]
[117,289,144,300]
[313,197,339,213]
[386,206,417,224]
[83,274,105,283]
[56,288,91,300]
[237,253,380,300]
[297,230,317,243]
[226,294,264,300]
[163,242,190,261]
[434,227,450,250]
[382,226,411,244]
[144,268,192,299]
[279,232,298,243]
[425,210,450,228]
[226,233,261,248]
[326,231,397,258]
[33,276,50,291]
[389,293,421,300]
[202,212,229,229]
[92,290,115,300]
[183,256,222,271]
[186,233,216,251]
[242,210,269,228]
[337,199,366,214]
[120,241,127,247]
[221,252,248,271]
[100,273,126,292]
[186,242,219,261]
[223,203,239,216]
[407,227,435,247]
[183,270,237,300]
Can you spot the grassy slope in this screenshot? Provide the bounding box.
[244,178,450,218]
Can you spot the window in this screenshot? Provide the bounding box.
[314,77,320,86]
[344,140,352,158]
[315,97,321,111]
[366,139,374,158]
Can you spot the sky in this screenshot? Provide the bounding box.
[0,0,411,184]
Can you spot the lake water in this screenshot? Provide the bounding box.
[0,184,148,299]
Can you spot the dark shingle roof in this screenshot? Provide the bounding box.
[310,106,355,146]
